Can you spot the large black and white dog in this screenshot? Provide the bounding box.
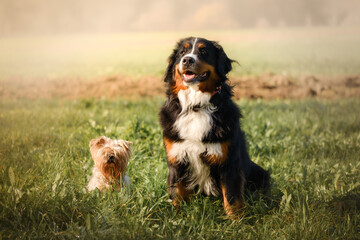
[160,37,270,216]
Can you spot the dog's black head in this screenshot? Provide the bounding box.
[164,37,235,95]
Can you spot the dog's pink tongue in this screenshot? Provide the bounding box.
[183,73,195,80]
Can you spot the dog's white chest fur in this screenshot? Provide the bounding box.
[175,88,215,141]
[172,88,220,196]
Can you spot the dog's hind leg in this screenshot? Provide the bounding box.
[220,169,246,216]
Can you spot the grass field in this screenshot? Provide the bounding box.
[1,27,359,239]
[1,27,360,80]
[1,98,359,239]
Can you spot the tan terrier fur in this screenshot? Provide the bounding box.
[87,136,132,191]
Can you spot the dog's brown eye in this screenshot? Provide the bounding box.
[180,50,185,55]
[200,49,207,55]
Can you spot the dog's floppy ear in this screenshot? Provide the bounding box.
[164,38,190,83]
[89,136,107,148]
[164,47,179,83]
[213,41,235,80]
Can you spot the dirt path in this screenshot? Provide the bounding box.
[1,74,360,100]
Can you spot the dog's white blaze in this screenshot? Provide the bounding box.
[191,38,198,54]
[184,37,198,60]
[179,38,198,74]
[172,87,220,196]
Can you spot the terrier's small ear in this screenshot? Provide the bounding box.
[89,136,107,148]
[122,141,132,151]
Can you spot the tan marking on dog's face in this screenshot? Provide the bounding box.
[198,43,205,49]
[172,64,189,94]
[197,62,220,93]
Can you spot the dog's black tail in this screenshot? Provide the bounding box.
[245,162,271,194]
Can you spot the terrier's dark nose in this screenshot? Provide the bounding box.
[107,155,115,163]
[182,56,195,66]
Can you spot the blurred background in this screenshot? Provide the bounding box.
[1,0,360,99]
[1,0,360,35]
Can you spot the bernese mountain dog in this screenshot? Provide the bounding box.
[159,37,270,216]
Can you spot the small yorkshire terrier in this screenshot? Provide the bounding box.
[87,136,132,192]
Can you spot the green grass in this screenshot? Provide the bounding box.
[1,27,360,80]
[1,98,359,239]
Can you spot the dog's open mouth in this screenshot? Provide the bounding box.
[182,71,209,83]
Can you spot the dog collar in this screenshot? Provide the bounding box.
[211,85,222,97]
[188,85,222,112]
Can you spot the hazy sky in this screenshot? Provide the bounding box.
[1,0,359,35]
